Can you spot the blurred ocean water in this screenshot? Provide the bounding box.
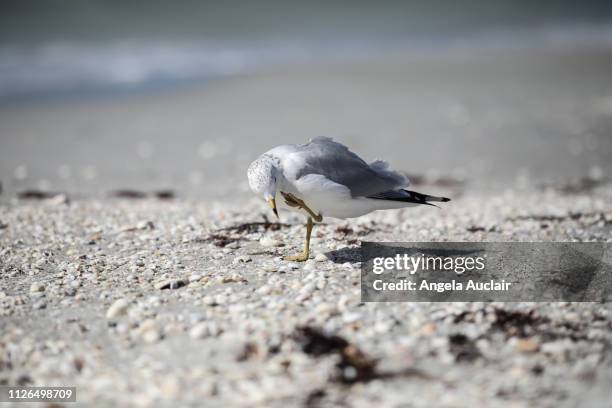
[2,0,612,101]
[1,1,612,198]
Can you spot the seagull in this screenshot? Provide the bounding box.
[247,137,450,261]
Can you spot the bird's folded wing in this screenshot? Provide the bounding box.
[291,137,408,198]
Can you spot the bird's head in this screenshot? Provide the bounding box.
[247,155,279,218]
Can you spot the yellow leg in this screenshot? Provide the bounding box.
[280,192,322,222]
[284,217,313,262]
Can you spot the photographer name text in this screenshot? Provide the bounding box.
[370,254,512,292]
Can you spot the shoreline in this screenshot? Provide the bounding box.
[2,46,612,200]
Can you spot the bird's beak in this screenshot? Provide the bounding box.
[267,198,278,219]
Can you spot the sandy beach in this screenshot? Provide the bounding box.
[1,182,611,407]
[1,46,612,407]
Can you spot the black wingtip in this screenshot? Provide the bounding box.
[368,190,451,206]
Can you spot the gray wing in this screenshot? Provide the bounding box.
[292,137,408,197]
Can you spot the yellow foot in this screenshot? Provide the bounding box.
[283,252,310,262]
[280,191,304,208]
[280,192,323,222]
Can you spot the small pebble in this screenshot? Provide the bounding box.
[232,255,252,264]
[33,300,47,310]
[515,338,540,353]
[259,237,280,247]
[190,322,222,339]
[188,274,202,283]
[315,253,328,262]
[262,264,277,273]
[142,328,162,344]
[106,298,130,319]
[30,283,45,293]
